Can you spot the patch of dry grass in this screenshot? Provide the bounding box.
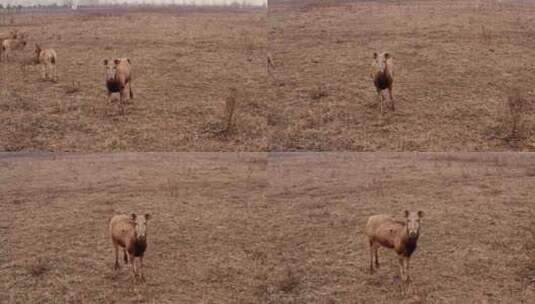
[504,90,530,144]
[65,80,80,95]
[27,258,50,278]
[224,87,238,132]
[520,216,535,298]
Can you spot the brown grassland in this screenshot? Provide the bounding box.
[1,152,534,303]
[264,152,535,303]
[2,1,535,152]
[1,1,535,303]
[0,153,269,303]
[268,0,535,151]
[0,7,268,151]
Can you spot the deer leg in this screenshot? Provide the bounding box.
[377,89,384,114]
[129,253,137,278]
[113,243,120,270]
[404,257,411,283]
[369,239,375,273]
[52,63,57,81]
[140,256,145,281]
[403,257,411,294]
[375,245,380,269]
[388,86,394,111]
[128,82,133,101]
[41,64,46,80]
[119,91,125,115]
[123,249,128,264]
[398,256,405,281]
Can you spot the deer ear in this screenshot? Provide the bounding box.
[373,52,378,59]
[417,210,424,218]
[404,210,410,218]
[127,58,131,64]
[384,53,391,59]
[103,59,108,65]
[114,59,120,65]
[131,213,137,221]
[145,214,150,221]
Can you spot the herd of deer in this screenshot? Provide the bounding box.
[1,29,134,114]
[2,28,415,294]
[1,29,395,116]
[1,29,58,81]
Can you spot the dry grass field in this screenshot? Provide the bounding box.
[0,7,268,151]
[2,1,535,152]
[264,153,534,303]
[268,0,535,151]
[0,152,534,303]
[0,153,269,303]
[1,2,535,302]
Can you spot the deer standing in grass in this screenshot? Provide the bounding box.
[110,213,150,281]
[366,210,424,292]
[0,29,18,48]
[35,44,57,81]
[1,32,27,62]
[371,52,394,114]
[103,58,133,114]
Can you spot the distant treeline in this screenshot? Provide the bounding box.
[0,1,265,11]
[0,3,68,11]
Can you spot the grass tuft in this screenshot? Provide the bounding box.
[27,258,50,278]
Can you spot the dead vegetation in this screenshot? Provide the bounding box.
[481,25,492,43]
[224,87,238,133]
[203,87,241,137]
[519,216,535,299]
[65,80,80,95]
[525,217,535,280]
[269,0,535,151]
[267,52,275,76]
[278,266,301,293]
[18,56,36,79]
[310,84,328,101]
[0,153,269,303]
[0,152,533,302]
[27,258,50,278]
[504,90,530,146]
[0,7,269,151]
[264,152,534,303]
[2,1,535,151]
